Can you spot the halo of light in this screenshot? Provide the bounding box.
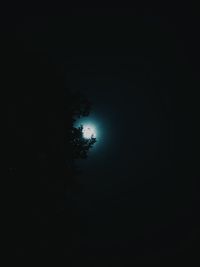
[82,124,96,139]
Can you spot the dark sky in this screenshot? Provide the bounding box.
[64,10,199,263]
[9,8,200,264]
[66,52,199,263]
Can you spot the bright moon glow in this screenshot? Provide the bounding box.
[82,124,96,139]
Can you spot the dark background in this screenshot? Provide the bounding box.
[8,7,199,265]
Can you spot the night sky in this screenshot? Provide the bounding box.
[8,7,200,264]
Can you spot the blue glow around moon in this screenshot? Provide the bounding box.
[74,117,101,142]
[82,124,97,139]
[74,114,112,158]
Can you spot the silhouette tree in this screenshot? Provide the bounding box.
[64,89,96,178]
[70,125,96,159]
[66,90,96,151]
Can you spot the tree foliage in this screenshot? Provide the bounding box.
[64,89,96,172]
[70,125,96,159]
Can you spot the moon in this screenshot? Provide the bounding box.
[82,124,96,139]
